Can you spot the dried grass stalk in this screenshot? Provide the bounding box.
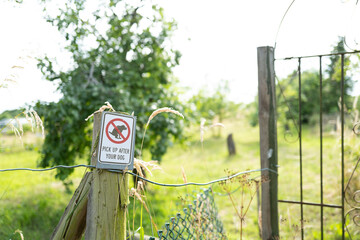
[1,55,32,88]
[181,166,188,184]
[24,112,34,132]
[146,107,184,128]
[15,117,23,136]
[133,158,161,178]
[140,107,184,158]
[30,110,44,138]
[1,110,44,141]
[9,122,22,141]
[11,65,24,69]
[14,230,24,240]
[85,101,116,121]
[200,118,206,144]
[129,187,159,231]
[130,188,144,204]
[136,181,144,192]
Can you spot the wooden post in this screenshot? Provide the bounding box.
[51,172,91,240]
[226,133,236,156]
[85,112,129,240]
[257,46,279,239]
[51,112,129,240]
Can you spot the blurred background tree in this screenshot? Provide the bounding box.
[189,81,240,122]
[249,37,356,129]
[0,109,25,121]
[277,37,353,126]
[36,0,185,181]
[188,80,241,136]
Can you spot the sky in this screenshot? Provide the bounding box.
[1,0,360,113]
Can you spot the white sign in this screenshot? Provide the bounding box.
[96,112,136,170]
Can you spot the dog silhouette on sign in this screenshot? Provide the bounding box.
[109,125,127,139]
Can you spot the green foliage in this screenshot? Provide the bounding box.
[277,70,321,125]
[246,98,258,127]
[188,81,240,124]
[312,223,347,240]
[0,109,25,121]
[248,37,356,128]
[277,37,354,128]
[37,0,184,181]
[323,37,354,114]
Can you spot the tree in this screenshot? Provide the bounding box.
[188,81,240,135]
[0,109,25,121]
[36,0,184,181]
[277,70,320,124]
[245,37,357,129]
[276,37,354,127]
[323,37,353,113]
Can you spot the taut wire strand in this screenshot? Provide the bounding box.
[0,164,278,188]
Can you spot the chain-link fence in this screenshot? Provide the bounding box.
[149,188,227,240]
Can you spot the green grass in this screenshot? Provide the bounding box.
[276,123,357,239]
[136,115,262,239]
[0,133,86,240]
[0,116,357,239]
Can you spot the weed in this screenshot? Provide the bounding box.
[220,170,261,240]
[0,110,44,140]
[140,107,184,158]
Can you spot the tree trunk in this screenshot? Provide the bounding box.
[227,133,236,156]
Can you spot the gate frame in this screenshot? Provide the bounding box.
[259,45,360,240]
[257,46,279,240]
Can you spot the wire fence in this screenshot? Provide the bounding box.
[0,164,277,188]
[0,163,268,239]
[149,187,227,240]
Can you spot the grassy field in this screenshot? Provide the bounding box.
[0,114,358,239]
[0,133,87,239]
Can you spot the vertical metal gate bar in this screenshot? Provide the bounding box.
[274,50,360,239]
[319,56,324,240]
[340,54,345,240]
[298,57,304,239]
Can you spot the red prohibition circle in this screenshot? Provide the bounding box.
[105,118,131,144]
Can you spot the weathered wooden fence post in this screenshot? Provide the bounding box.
[257,46,279,239]
[85,112,129,239]
[51,172,91,239]
[51,112,129,240]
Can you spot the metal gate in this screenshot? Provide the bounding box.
[273,48,360,239]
